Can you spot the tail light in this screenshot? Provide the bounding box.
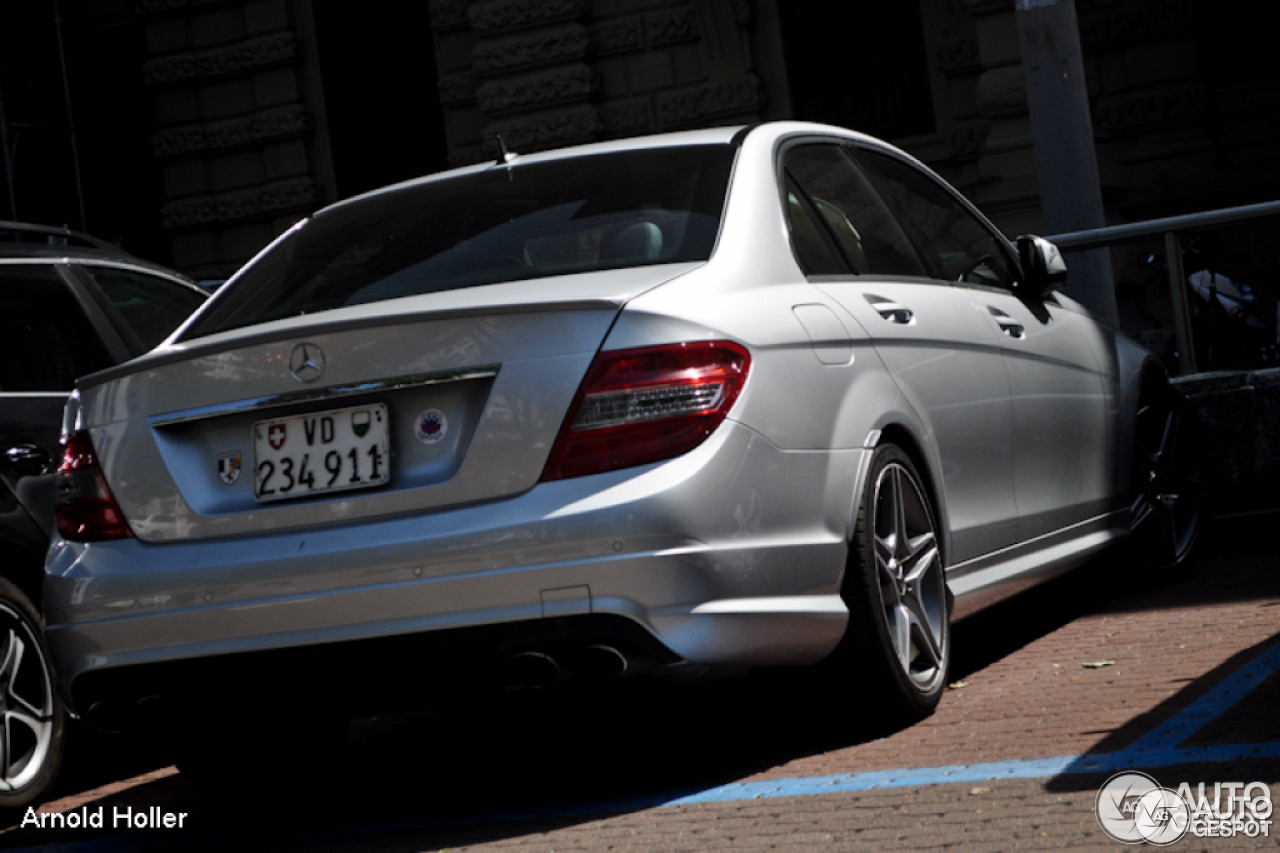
[55,430,133,541]
[541,341,751,481]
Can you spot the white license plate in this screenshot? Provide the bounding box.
[253,403,389,502]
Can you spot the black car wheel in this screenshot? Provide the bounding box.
[1128,373,1205,572]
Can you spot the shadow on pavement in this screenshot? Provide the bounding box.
[2,513,1276,850]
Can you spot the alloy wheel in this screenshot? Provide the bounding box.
[872,462,947,689]
[0,602,57,795]
[1130,393,1204,569]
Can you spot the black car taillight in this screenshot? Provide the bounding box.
[540,341,751,481]
[55,430,133,541]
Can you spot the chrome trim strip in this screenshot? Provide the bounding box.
[148,365,500,428]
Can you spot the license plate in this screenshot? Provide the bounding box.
[253,404,390,502]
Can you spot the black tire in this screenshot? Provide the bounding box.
[830,444,949,722]
[1127,372,1205,574]
[0,576,66,809]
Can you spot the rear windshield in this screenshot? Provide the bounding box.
[182,144,736,340]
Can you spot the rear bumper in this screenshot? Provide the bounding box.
[44,423,863,716]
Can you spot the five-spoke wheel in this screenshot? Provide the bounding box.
[835,444,949,721]
[1129,375,1204,571]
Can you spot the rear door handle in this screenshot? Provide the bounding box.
[865,294,913,324]
[987,306,1025,339]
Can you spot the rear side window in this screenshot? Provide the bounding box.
[855,149,1017,289]
[81,267,207,350]
[0,265,114,392]
[183,145,737,340]
[783,144,927,277]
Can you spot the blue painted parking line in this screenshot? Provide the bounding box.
[9,640,1280,853]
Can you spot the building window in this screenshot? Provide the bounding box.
[777,0,935,140]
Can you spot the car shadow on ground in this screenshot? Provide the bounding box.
[2,514,1276,850]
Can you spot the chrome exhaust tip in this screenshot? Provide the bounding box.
[573,644,628,681]
[502,651,560,690]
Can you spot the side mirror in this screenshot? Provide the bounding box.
[1015,235,1068,298]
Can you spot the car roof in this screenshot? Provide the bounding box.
[0,220,200,285]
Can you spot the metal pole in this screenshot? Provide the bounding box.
[0,84,17,221]
[1165,231,1197,376]
[52,0,87,232]
[1015,0,1117,327]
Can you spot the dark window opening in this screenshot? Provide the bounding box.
[777,0,935,140]
[311,1,449,201]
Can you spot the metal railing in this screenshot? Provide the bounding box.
[1047,199,1280,375]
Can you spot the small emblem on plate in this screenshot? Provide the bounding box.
[415,409,448,444]
[268,423,287,450]
[352,410,371,438]
[217,451,242,485]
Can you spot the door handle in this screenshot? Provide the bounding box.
[5,444,53,475]
[987,306,1025,339]
[865,294,913,324]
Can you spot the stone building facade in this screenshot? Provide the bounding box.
[22,0,1280,281]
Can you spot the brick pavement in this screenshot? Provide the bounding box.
[2,522,1278,851]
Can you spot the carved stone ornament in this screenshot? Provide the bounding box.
[656,74,762,128]
[646,7,700,47]
[975,66,1028,118]
[476,64,595,115]
[438,72,478,107]
[591,17,644,56]
[143,32,303,87]
[600,98,654,138]
[482,104,601,152]
[472,24,590,74]
[1078,0,1194,51]
[161,176,319,229]
[428,0,472,32]
[946,120,993,159]
[152,106,313,158]
[937,38,981,76]
[135,0,224,15]
[1094,84,1206,137]
[467,0,588,34]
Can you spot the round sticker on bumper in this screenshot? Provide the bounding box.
[415,409,448,444]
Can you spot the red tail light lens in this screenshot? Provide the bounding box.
[55,430,133,541]
[541,341,751,481]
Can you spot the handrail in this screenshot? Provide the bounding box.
[1043,199,1280,376]
[1046,200,1280,251]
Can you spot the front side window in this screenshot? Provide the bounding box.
[183,145,736,340]
[0,265,114,392]
[855,149,1018,290]
[81,267,208,351]
[782,144,927,278]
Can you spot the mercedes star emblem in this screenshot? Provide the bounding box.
[289,342,326,383]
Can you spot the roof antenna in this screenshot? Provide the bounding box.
[493,134,517,178]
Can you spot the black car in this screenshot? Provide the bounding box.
[0,221,207,807]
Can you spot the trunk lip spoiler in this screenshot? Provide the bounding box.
[75,296,628,391]
[147,365,501,428]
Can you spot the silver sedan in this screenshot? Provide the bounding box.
[44,122,1201,780]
